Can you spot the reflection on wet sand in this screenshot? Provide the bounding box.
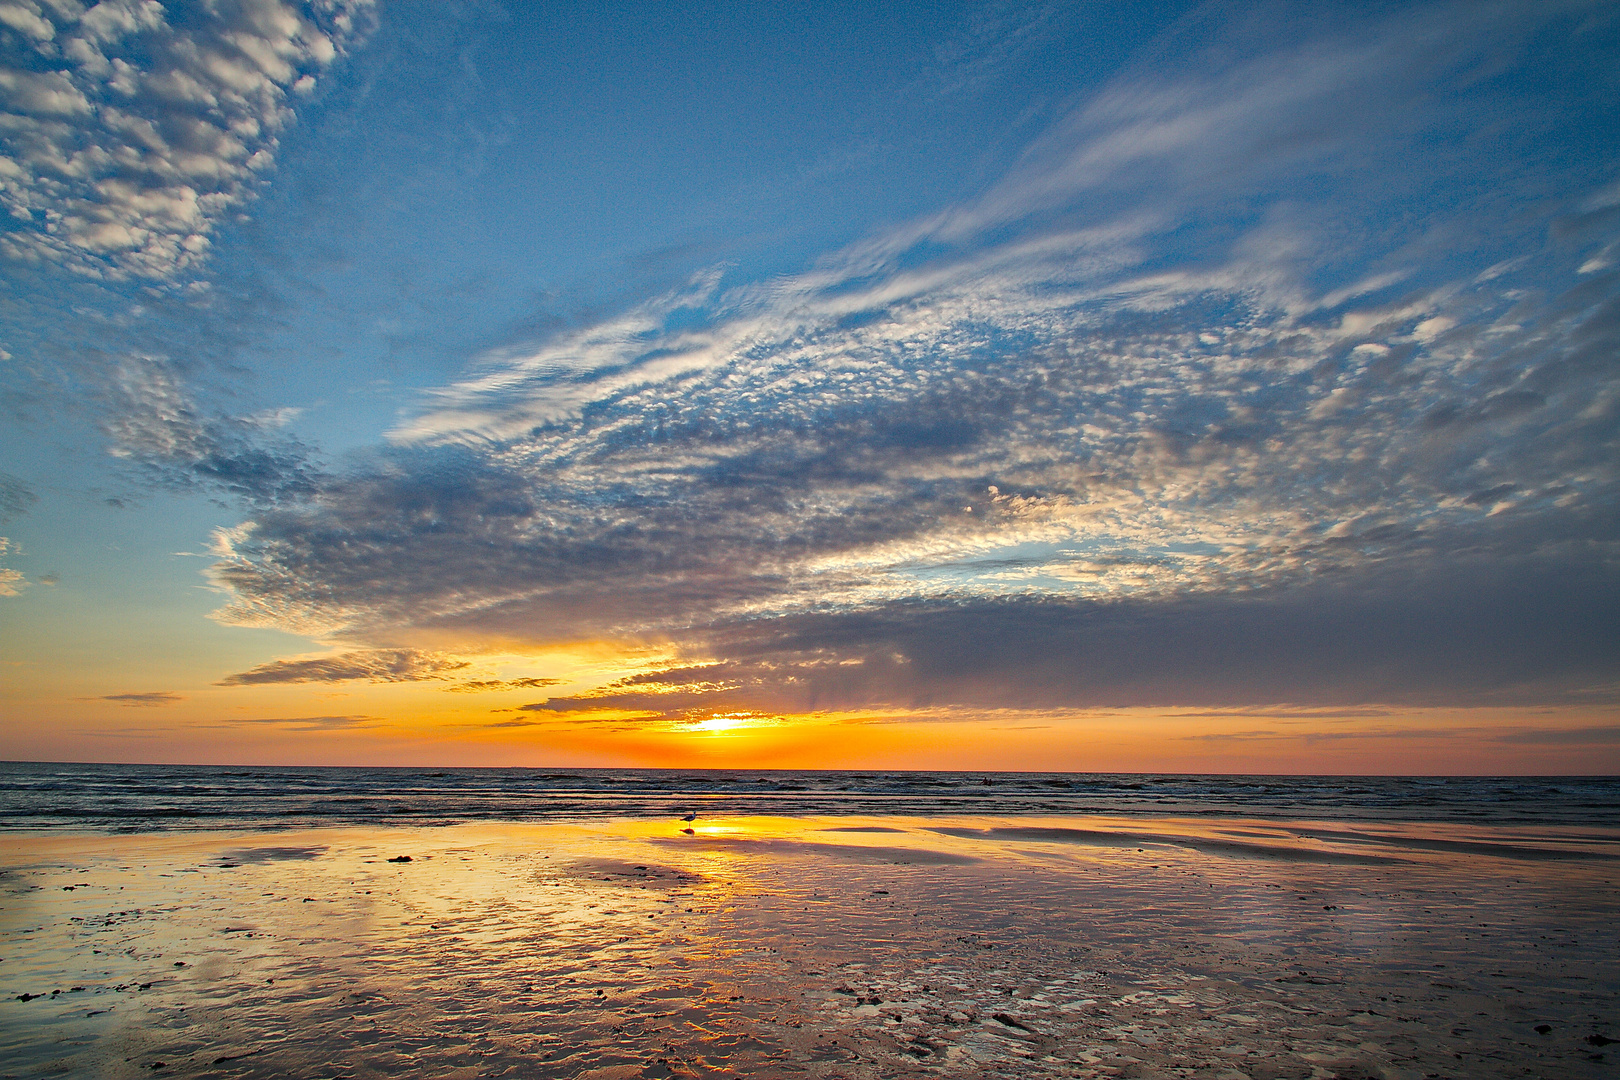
[2,815,1616,1078]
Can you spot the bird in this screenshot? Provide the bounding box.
[680,813,696,822]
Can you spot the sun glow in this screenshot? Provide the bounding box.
[686,713,779,735]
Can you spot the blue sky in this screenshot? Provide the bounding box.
[1,0,1617,769]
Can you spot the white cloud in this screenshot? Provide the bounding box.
[205,0,1619,679]
[0,535,24,596]
[0,0,373,279]
[209,217,1618,643]
[0,4,56,43]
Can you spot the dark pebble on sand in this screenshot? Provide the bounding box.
[387,856,412,863]
[1536,1024,1552,1034]
[16,993,33,1001]
[1588,1034,1615,1046]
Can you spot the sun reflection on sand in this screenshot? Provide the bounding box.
[2,816,1616,1077]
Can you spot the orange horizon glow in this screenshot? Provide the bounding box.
[3,693,1615,775]
[4,625,1614,775]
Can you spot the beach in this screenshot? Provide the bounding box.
[4,0,1618,1073]
[3,811,1616,1078]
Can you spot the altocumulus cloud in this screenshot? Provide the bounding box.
[102,354,323,504]
[0,1,371,509]
[208,1,1620,716]
[0,0,374,280]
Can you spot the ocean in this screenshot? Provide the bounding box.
[3,761,1617,832]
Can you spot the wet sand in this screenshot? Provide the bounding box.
[2,814,1616,1078]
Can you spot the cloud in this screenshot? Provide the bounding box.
[208,225,1620,655]
[205,1,1620,713]
[0,0,375,280]
[1178,728,1469,744]
[445,677,561,693]
[509,556,1620,718]
[906,1,1543,250]
[228,713,377,730]
[0,472,35,523]
[103,354,322,503]
[99,691,182,706]
[1169,708,1394,720]
[0,535,22,596]
[0,479,34,598]
[218,648,469,685]
[0,4,363,516]
[1497,725,1620,746]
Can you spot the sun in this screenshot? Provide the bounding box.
[686,713,776,735]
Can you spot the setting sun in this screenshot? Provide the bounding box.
[0,1,1615,1074]
[685,714,778,735]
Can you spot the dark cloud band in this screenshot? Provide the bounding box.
[219,649,469,686]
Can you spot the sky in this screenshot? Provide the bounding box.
[0,0,1617,773]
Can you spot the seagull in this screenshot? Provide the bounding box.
[680,813,696,822]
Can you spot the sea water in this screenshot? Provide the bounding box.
[2,762,1616,831]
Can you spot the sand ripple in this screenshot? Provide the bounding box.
[1,815,1616,1078]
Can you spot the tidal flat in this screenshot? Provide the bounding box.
[2,815,1616,1078]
